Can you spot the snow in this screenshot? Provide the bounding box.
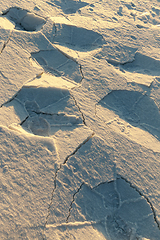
[5,8,46,31]
[0,0,160,239]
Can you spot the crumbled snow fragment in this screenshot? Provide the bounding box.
[20,13,46,31]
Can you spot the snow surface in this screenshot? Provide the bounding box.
[0,1,160,239]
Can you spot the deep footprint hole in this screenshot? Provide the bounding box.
[2,7,46,31]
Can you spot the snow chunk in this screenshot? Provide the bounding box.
[21,13,46,31]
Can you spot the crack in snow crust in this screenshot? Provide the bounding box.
[42,133,94,239]
[65,177,160,240]
[1,1,160,240]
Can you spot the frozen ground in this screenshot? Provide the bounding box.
[0,0,160,239]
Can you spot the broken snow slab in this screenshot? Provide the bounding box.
[11,28,54,53]
[10,27,82,83]
[96,90,160,152]
[2,7,46,31]
[119,52,160,86]
[31,48,82,83]
[45,135,115,229]
[150,77,160,109]
[24,72,77,89]
[113,135,160,225]
[111,52,160,87]
[95,44,137,65]
[0,40,4,52]
[68,178,160,240]
[1,73,92,164]
[75,56,127,100]
[0,125,57,239]
[13,74,77,117]
[123,52,160,76]
[95,45,157,87]
[41,17,56,43]
[44,116,160,232]
[0,37,42,106]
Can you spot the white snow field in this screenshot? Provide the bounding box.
[0,0,160,239]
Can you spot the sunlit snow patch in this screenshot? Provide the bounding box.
[0,15,15,50]
[96,90,160,151]
[2,7,46,31]
[68,178,160,240]
[0,15,15,30]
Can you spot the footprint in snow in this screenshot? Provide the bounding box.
[13,86,83,137]
[97,90,160,140]
[68,178,160,240]
[23,100,82,136]
[31,49,82,83]
[122,53,160,76]
[53,23,105,49]
[2,7,46,31]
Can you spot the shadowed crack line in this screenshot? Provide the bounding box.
[0,72,45,108]
[65,182,85,240]
[63,132,94,164]
[66,182,84,223]
[42,165,61,240]
[31,46,83,84]
[41,31,84,83]
[120,175,160,230]
[20,116,29,125]
[65,177,160,239]
[0,30,13,55]
[79,64,84,82]
[42,132,94,239]
[70,94,86,126]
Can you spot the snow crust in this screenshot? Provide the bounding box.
[0,0,160,239]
